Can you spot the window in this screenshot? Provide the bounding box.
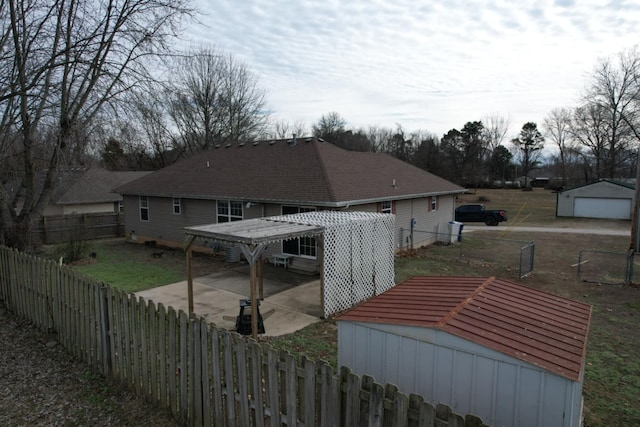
[139,196,149,221]
[173,197,181,215]
[217,201,243,223]
[430,196,438,211]
[118,201,124,213]
[378,200,395,214]
[282,206,317,257]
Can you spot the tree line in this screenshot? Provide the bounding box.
[1,0,639,249]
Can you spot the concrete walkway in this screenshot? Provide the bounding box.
[135,267,322,337]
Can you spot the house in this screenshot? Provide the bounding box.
[336,276,591,427]
[5,167,151,244]
[8,167,151,216]
[556,179,634,220]
[116,136,465,271]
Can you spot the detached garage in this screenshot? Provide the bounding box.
[556,179,634,220]
[336,276,592,427]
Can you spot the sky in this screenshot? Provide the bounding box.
[186,0,640,139]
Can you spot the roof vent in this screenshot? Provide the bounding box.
[305,137,312,142]
[252,141,259,146]
[225,143,232,148]
[318,137,325,142]
[269,140,276,145]
[288,134,297,146]
[239,142,245,147]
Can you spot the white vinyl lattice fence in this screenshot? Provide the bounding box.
[269,212,395,317]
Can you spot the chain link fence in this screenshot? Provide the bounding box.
[577,250,639,285]
[402,227,535,279]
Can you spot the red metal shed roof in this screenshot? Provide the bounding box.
[336,276,592,381]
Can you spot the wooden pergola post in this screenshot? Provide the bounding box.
[239,243,267,338]
[184,235,196,314]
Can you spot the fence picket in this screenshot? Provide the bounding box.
[158,303,168,408]
[148,300,157,402]
[235,334,250,426]
[179,310,188,423]
[168,306,178,417]
[201,323,212,427]
[211,329,224,427]
[192,318,202,427]
[266,347,280,427]
[222,332,236,425]
[250,342,264,425]
[284,352,298,426]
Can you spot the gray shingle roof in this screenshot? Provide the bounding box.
[116,137,464,206]
[55,168,151,205]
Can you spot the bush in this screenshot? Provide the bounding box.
[54,239,91,264]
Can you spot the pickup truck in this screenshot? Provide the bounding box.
[455,204,507,226]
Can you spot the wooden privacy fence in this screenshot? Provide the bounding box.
[30,212,124,244]
[0,246,488,427]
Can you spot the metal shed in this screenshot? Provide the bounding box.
[184,211,395,337]
[556,179,634,219]
[336,276,592,427]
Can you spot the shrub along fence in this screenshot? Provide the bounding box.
[0,246,489,427]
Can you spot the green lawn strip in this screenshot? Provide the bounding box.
[261,319,338,367]
[71,240,183,293]
[75,261,182,293]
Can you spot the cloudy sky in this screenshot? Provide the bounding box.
[187,0,639,138]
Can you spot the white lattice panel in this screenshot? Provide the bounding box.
[268,211,395,317]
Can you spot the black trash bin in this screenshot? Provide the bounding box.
[236,298,265,335]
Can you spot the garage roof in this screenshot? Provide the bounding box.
[336,276,592,381]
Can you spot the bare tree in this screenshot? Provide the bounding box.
[543,108,575,186]
[272,119,309,139]
[482,114,511,152]
[312,112,347,142]
[0,0,195,249]
[168,47,269,156]
[580,47,640,178]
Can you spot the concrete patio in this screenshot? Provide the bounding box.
[135,264,322,337]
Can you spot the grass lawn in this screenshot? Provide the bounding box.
[58,189,640,426]
[45,239,186,293]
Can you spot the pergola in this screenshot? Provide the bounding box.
[184,217,324,338]
[183,211,395,339]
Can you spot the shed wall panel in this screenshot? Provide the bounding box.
[338,321,581,427]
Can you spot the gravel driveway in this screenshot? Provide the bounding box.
[0,305,179,426]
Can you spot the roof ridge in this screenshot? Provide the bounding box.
[437,276,495,326]
[311,138,340,201]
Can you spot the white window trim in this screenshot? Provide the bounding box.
[139,196,149,221]
[217,200,243,222]
[381,200,392,214]
[173,197,181,215]
[431,196,437,211]
[281,206,317,259]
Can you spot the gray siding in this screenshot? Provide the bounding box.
[338,321,583,427]
[557,181,634,218]
[124,196,216,245]
[123,194,457,262]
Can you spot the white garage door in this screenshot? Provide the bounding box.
[574,197,631,220]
